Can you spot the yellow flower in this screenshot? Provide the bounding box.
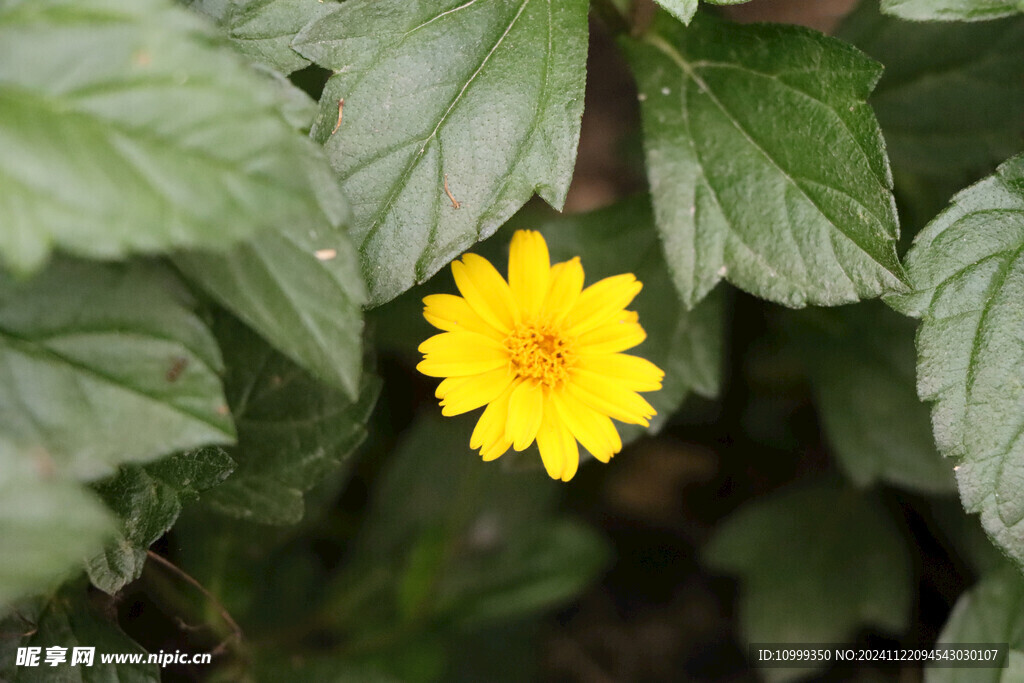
[417,230,664,481]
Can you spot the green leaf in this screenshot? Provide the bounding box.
[654,0,698,24]
[86,447,235,595]
[222,0,333,74]
[881,0,1023,22]
[330,415,608,631]
[784,302,954,493]
[510,197,724,441]
[293,0,590,306]
[0,584,158,682]
[888,155,1024,568]
[838,3,1024,181]
[704,480,912,649]
[175,188,367,399]
[929,566,1024,682]
[621,15,906,310]
[0,260,233,479]
[0,0,332,275]
[200,314,379,525]
[0,446,114,609]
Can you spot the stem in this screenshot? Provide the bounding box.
[146,550,244,656]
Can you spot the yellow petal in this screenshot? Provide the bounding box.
[470,382,516,455]
[550,390,622,463]
[567,368,656,426]
[565,273,642,335]
[481,436,512,461]
[536,399,580,481]
[535,406,564,479]
[423,294,504,340]
[575,316,647,355]
[440,367,514,416]
[508,230,550,318]
[417,331,507,377]
[505,380,544,451]
[540,257,584,324]
[575,353,664,391]
[452,254,519,333]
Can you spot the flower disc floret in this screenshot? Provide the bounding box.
[417,230,664,482]
[505,323,574,388]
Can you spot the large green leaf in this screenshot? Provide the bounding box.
[86,447,235,594]
[222,0,333,74]
[509,197,724,442]
[175,186,367,399]
[704,480,912,650]
[0,0,331,275]
[0,584,158,682]
[929,566,1024,682]
[881,0,1023,22]
[293,0,590,306]
[621,15,906,310]
[888,155,1024,568]
[0,446,113,609]
[785,302,954,493]
[0,260,233,479]
[200,315,379,525]
[839,3,1024,181]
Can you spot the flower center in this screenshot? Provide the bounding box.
[504,322,574,387]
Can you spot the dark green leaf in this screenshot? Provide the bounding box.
[0,260,233,479]
[510,197,724,442]
[329,415,608,631]
[930,566,1024,682]
[222,0,333,74]
[293,0,590,306]
[621,15,905,309]
[86,448,235,595]
[0,585,158,682]
[201,315,379,525]
[888,155,1024,568]
[0,445,114,609]
[838,3,1024,181]
[175,190,367,399]
[785,302,954,493]
[881,0,1023,22]
[704,480,912,647]
[0,0,331,274]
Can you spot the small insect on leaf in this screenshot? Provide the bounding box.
[332,98,344,135]
[443,174,460,209]
[166,356,189,382]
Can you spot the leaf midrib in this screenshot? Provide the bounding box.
[354,0,532,252]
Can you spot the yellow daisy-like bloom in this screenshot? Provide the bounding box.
[416,230,665,482]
